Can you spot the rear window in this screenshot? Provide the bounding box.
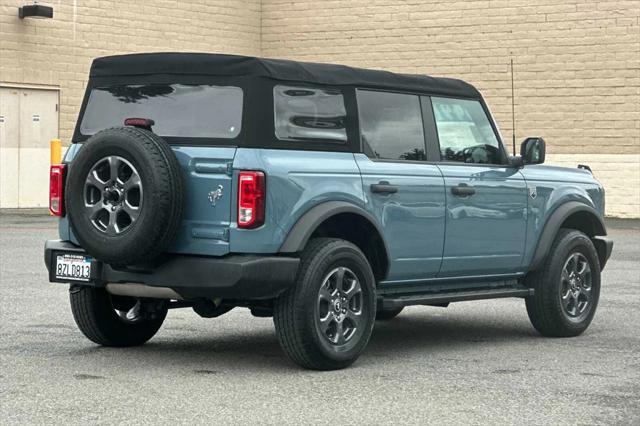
[273,85,347,143]
[79,84,243,139]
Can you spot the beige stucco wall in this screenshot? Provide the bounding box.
[0,0,261,142]
[262,0,640,218]
[1,0,638,217]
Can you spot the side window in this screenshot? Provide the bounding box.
[431,97,502,164]
[357,90,426,161]
[273,85,347,143]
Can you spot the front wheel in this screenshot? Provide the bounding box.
[273,238,376,370]
[70,286,168,346]
[525,229,601,337]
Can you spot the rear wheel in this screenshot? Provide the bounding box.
[70,286,167,346]
[525,229,600,337]
[273,238,376,370]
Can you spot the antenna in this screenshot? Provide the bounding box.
[510,58,516,156]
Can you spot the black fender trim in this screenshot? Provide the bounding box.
[279,201,388,255]
[592,236,614,270]
[529,201,608,272]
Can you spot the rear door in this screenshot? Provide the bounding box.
[170,146,236,256]
[77,82,244,256]
[355,90,446,283]
[430,96,527,277]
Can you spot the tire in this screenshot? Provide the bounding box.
[70,286,167,346]
[273,238,376,370]
[376,306,403,321]
[66,127,184,265]
[525,228,601,337]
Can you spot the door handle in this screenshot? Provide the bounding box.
[451,183,476,197]
[371,181,398,194]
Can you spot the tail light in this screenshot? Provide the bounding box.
[237,171,265,229]
[49,164,67,216]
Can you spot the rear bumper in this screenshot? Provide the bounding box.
[44,240,299,300]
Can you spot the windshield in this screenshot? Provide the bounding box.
[79,84,243,139]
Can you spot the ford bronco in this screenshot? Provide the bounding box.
[44,53,613,370]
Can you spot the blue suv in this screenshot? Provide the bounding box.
[45,53,613,370]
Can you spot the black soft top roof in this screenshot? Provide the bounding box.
[90,53,480,99]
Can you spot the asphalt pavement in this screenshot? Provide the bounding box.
[1,214,638,425]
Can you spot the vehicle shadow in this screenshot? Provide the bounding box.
[367,314,536,357]
[69,312,537,372]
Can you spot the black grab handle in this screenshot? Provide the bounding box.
[371,181,398,194]
[451,184,476,197]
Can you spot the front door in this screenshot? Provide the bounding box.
[430,96,527,277]
[355,90,445,283]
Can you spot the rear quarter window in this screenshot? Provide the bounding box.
[79,84,243,139]
[273,85,347,143]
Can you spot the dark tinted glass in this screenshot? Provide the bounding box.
[432,97,501,164]
[273,85,347,143]
[80,84,243,139]
[356,90,426,161]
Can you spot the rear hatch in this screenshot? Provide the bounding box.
[75,82,244,256]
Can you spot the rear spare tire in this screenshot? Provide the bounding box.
[66,127,184,265]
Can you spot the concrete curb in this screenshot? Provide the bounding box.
[0,208,50,216]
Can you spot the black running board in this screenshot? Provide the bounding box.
[381,287,534,309]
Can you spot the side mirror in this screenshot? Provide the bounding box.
[520,137,546,165]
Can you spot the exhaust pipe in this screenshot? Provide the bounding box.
[106,283,182,300]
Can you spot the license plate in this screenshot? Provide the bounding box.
[55,253,92,282]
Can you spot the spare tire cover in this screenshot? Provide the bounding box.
[66,127,184,265]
